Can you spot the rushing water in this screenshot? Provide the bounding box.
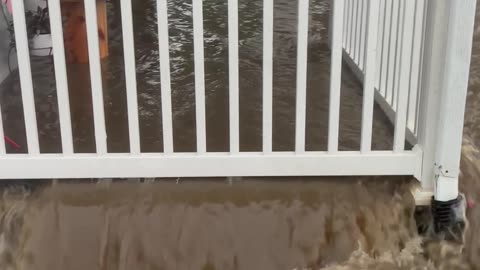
[0,0,479,269]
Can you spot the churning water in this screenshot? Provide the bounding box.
[0,0,479,269]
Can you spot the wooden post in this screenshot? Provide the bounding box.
[61,0,108,63]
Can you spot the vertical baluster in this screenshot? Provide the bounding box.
[11,0,40,154]
[228,0,239,153]
[392,0,405,110]
[193,0,207,153]
[407,0,426,133]
[48,0,74,154]
[157,0,174,153]
[359,0,367,71]
[393,0,415,152]
[375,0,386,92]
[385,0,400,106]
[295,0,309,153]
[353,0,360,62]
[263,0,274,153]
[360,0,380,152]
[349,0,355,55]
[85,0,108,154]
[379,0,393,98]
[120,0,141,154]
[328,0,345,153]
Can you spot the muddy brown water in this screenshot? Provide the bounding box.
[0,0,479,269]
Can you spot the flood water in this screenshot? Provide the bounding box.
[0,0,479,269]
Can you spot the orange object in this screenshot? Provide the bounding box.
[61,0,108,63]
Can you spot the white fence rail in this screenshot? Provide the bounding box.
[1,0,477,202]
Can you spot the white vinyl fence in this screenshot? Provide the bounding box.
[1,0,477,202]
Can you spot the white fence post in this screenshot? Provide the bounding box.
[417,0,477,201]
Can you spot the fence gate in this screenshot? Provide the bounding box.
[1,0,477,205]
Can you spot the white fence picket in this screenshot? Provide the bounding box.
[328,0,345,153]
[11,0,39,154]
[295,0,310,153]
[193,0,207,153]
[379,0,393,98]
[120,0,141,154]
[360,0,380,152]
[157,0,174,153]
[407,0,426,134]
[394,0,416,152]
[263,0,274,153]
[228,0,240,153]
[85,0,108,154]
[48,0,74,154]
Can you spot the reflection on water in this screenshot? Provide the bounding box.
[0,0,479,269]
